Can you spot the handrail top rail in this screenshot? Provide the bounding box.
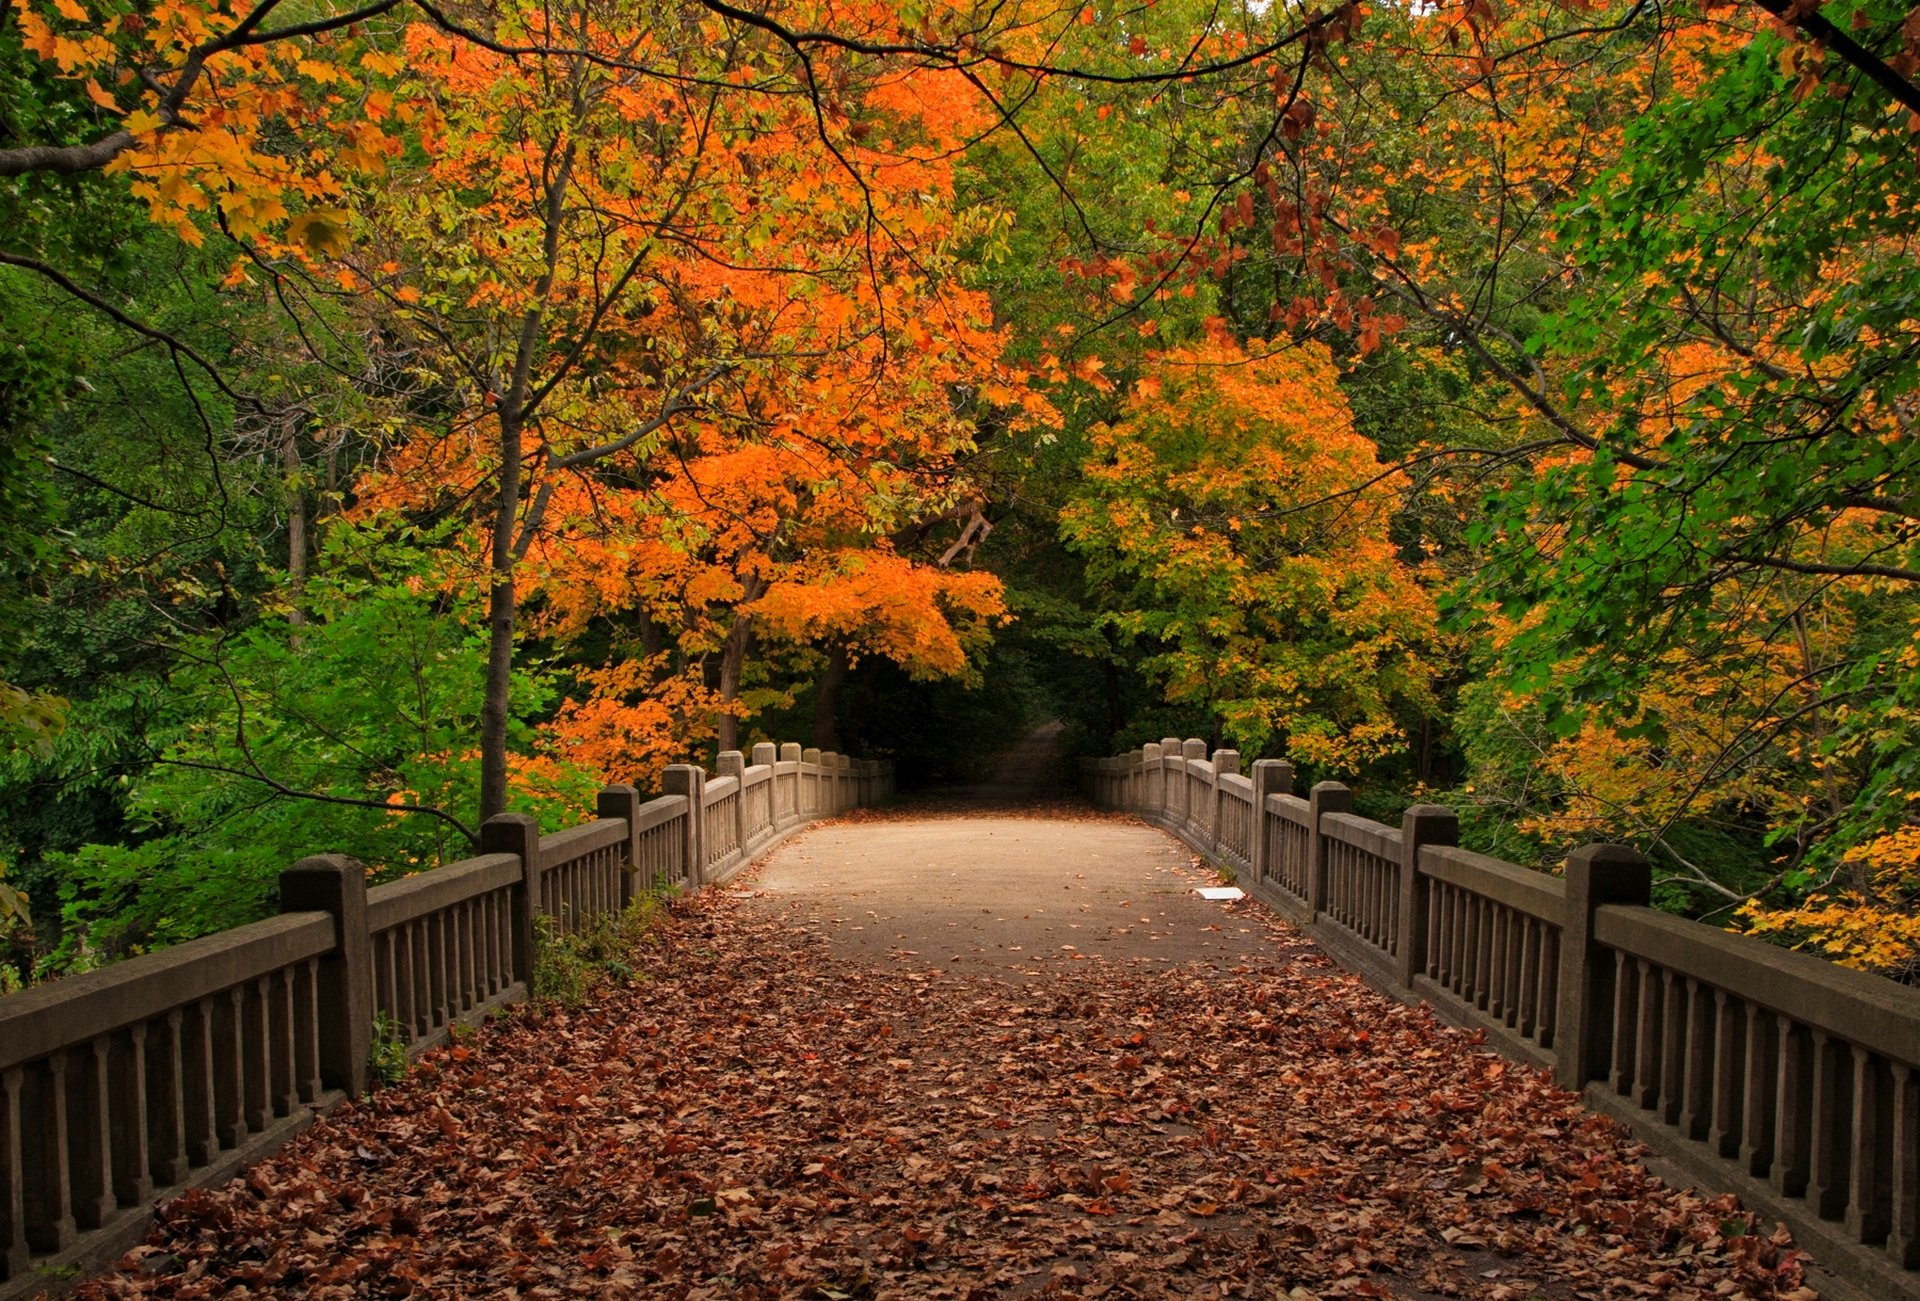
[1594,904,1920,1069]
[367,852,522,933]
[0,910,335,1072]
[539,817,628,869]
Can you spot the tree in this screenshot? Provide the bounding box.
[1061,326,1443,769]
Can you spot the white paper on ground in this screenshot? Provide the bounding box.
[1195,886,1245,901]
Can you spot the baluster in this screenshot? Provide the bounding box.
[1489,909,1511,1022]
[1773,1017,1813,1198]
[1740,1004,1776,1178]
[409,919,429,1038]
[1425,883,1443,981]
[3,1066,27,1277]
[429,910,449,1027]
[22,1055,75,1251]
[1891,1062,1918,1267]
[109,1025,152,1206]
[1632,960,1661,1110]
[146,1009,189,1184]
[67,1039,114,1227]
[213,988,247,1148]
[1680,979,1711,1140]
[1474,898,1494,1010]
[243,978,272,1133]
[1658,969,1686,1126]
[1518,920,1542,1040]
[267,971,297,1117]
[1708,991,1742,1158]
[1846,1047,1889,1244]
[293,959,322,1104]
[1535,928,1559,1048]
[1609,952,1637,1097]
[1809,1030,1851,1219]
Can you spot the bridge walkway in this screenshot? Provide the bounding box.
[67,729,1811,1299]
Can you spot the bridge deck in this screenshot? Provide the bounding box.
[71,799,1811,1300]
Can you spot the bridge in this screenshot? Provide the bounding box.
[2,733,1915,1298]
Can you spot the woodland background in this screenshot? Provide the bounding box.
[0,0,1916,983]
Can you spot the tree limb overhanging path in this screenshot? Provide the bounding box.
[72,739,1814,1299]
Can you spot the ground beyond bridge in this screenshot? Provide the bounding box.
[58,736,1814,1299]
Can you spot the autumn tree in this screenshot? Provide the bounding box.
[1059,327,1443,769]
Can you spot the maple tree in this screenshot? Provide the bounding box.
[1060,329,1443,770]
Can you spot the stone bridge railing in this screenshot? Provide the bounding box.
[0,743,889,1297]
[1084,739,1920,1301]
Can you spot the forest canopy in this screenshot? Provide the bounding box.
[1,0,1916,981]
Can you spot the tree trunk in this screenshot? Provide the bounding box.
[478,411,523,823]
[813,641,849,750]
[715,612,754,754]
[283,432,308,638]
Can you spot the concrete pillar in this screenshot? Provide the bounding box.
[1305,781,1352,920]
[662,764,705,886]
[279,855,373,1097]
[1395,805,1458,989]
[1249,760,1290,884]
[1555,844,1651,1090]
[596,784,642,907]
[481,813,542,991]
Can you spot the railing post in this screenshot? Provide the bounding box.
[661,765,705,887]
[1209,749,1239,853]
[1306,781,1352,921]
[1249,760,1290,885]
[278,855,372,1098]
[597,784,642,908]
[717,750,747,855]
[1395,805,1458,990]
[1555,843,1651,1090]
[481,813,542,990]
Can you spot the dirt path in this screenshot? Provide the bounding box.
[75,804,1813,1301]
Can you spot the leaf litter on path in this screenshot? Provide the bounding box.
[72,872,1814,1300]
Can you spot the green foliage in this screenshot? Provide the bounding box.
[42,521,600,970]
[531,891,666,1006]
[369,1012,410,1087]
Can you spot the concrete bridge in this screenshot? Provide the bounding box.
[2,730,1916,1298]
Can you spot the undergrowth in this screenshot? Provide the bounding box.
[532,890,670,1006]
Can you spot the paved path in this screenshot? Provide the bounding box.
[73,729,1813,1299]
[746,814,1285,975]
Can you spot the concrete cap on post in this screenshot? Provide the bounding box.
[779,742,802,763]
[481,813,543,989]
[716,750,745,780]
[1211,749,1240,776]
[661,764,705,887]
[802,747,822,765]
[1306,781,1354,920]
[1395,805,1459,990]
[1555,843,1652,1090]
[279,854,372,1097]
[596,784,643,907]
[1181,738,1207,761]
[751,742,778,768]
